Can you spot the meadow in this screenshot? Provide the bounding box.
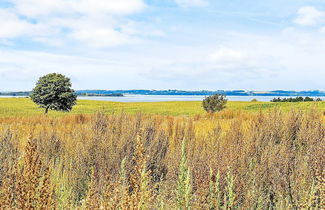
[0,98,324,117]
[0,98,324,209]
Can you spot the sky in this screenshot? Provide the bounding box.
[0,0,325,91]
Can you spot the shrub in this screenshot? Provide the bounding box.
[202,94,227,113]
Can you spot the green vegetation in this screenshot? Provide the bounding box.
[31,73,77,114]
[271,96,323,102]
[202,94,227,113]
[176,141,192,209]
[0,98,324,117]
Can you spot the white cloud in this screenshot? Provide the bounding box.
[320,26,325,34]
[1,0,147,47]
[2,26,325,91]
[210,48,245,63]
[12,0,146,17]
[0,49,149,90]
[294,6,324,26]
[2,2,325,91]
[141,27,325,90]
[0,9,34,38]
[71,27,131,48]
[174,0,208,7]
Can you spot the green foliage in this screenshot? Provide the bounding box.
[224,169,236,209]
[208,169,236,209]
[202,94,227,113]
[176,140,192,210]
[208,169,222,210]
[30,73,77,114]
[271,96,322,102]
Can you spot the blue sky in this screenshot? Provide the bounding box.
[0,0,325,91]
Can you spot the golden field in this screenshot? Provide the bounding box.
[0,98,324,209]
[0,98,324,117]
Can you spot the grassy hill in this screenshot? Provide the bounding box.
[0,98,324,117]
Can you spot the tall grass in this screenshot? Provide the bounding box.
[0,108,324,209]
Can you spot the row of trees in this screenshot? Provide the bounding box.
[271,97,323,102]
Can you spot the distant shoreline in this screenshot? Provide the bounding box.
[78,93,124,97]
[1,90,325,97]
[1,95,325,102]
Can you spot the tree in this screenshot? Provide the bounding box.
[304,97,314,102]
[202,94,227,113]
[30,73,77,114]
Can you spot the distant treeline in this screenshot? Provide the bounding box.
[76,89,325,96]
[78,93,123,97]
[0,91,30,96]
[271,97,323,102]
[0,92,123,97]
[1,89,325,97]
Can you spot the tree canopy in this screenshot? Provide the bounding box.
[30,73,77,114]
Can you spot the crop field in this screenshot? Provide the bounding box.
[0,98,324,209]
[0,98,324,117]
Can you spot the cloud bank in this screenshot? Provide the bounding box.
[294,6,325,26]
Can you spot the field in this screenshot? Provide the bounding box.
[0,98,324,209]
[0,98,325,117]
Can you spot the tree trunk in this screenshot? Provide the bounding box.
[44,107,49,114]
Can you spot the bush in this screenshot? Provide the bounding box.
[202,94,227,113]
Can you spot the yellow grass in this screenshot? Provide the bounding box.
[0,97,324,209]
[0,98,324,117]
[0,109,324,209]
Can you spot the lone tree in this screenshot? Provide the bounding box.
[30,73,77,114]
[202,94,227,113]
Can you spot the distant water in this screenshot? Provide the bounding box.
[1,95,324,102]
[78,95,325,102]
[0,96,27,98]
